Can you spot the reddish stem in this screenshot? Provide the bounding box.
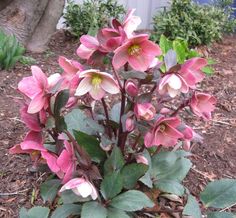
[101,98,112,139]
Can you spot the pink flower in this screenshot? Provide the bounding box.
[111,9,141,38]
[60,178,98,200]
[190,92,216,120]
[97,28,124,52]
[76,35,108,61]
[159,74,188,97]
[20,104,42,132]
[57,141,76,183]
[75,69,119,100]
[41,151,64,179]
[135,155,148,165]
[112,34,161,71]
[144,117,184,147]
[122,9,141,38]
[59,56,83,75]
[125,80,138,97]
[9,131,46,160]
[18,66,61,113]
[134,103,156,121]
[179,58,208,89]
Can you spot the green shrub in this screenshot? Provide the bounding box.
[0,30,25,70]
[63,0,126,37]
[151,0,236,47]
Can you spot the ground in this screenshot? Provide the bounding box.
[0,32,235,217]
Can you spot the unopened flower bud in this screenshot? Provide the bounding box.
[135,155,148,165]
[125,80,138,97]
[134,103,156,121]
[126,117,135,132]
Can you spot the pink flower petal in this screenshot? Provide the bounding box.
[18,77,41,99]
[41,151,60,173]
[60,178,85,192]
[77,44,94,60]
[141,40,162,57]
[80,35,99,49]
[20,105,41,132]
[89,86,105,100]
[31,66,48,90]
[128,54,151,71]
[27,92,46,114]
[100,77,119,94]
[20,131,46,151]
[112,44,129,69]
[75,77,92,96]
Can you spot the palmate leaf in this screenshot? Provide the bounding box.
[110,190,154,212]
[40,179,61,203]
[81,201,107,218]
[101,171,123,200]
[51,204,81,218]
[200,179,236,209]
[73,130,106,163]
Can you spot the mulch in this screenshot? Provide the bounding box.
[0,31,235,217]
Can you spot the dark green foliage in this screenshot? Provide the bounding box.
[63,0,126,37]
[151,0,236,47]
[0,30,25,70]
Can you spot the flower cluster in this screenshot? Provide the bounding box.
[10,9,216,215]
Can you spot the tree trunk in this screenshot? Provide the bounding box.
[0,0,65,53]
[27,0,65,52]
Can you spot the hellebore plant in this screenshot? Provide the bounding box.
[12,9,235,218]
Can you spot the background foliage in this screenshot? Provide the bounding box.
[151,0,236,47]
[0,30,25,70]
[63,0,126,37]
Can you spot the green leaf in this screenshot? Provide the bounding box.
[81,201,107,218]
[207,212,236,218]
[54,89,69,117]
[65,109,104,135]
[40,179,61,203]
[159,35,172,54]
[19,207,28,218]
[151,151,192,182]
[73,130,106,163]
[104,146,125,175]
[20,206,50,218]
[121,163,148,189]
[110,190,154,212]
[200,179,236,209]
[107,207,130,218]
[154,179,185,196]
[61,190,90,204]
[183,194,202,218]
[101,171,123,200]
[202,66,214,75]
[173,40,186,64]
[55,116,67,133]
[51,204,81,218]
[139,150,153,188]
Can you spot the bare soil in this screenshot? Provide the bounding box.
[0,32,235,217]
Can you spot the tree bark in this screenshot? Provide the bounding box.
[0,0,65,53]
[27,0,65,52]
[0,0,13,11]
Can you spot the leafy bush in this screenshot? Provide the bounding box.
[12,9,236,218]
[0,30,25,70]
[63,0,126,37]
[151,0,236,47]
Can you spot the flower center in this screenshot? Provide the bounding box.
[128,44,141,56]
[159,124,166,132]
[91,74,102,87]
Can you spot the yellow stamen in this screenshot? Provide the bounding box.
[91,74,102,88]
[128,44,141,56]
